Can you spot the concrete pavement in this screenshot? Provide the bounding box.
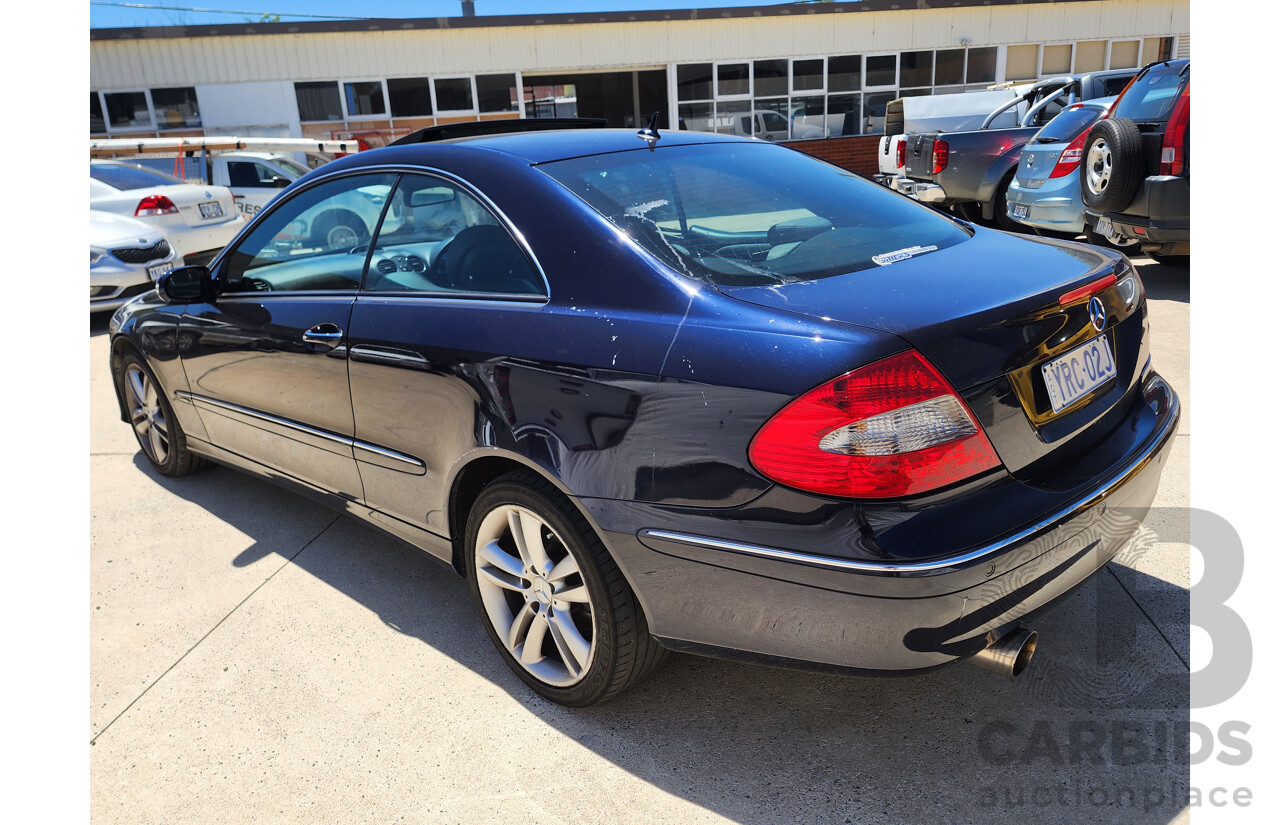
[89,256,1191,824]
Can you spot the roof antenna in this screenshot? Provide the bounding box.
[636,112,661,150]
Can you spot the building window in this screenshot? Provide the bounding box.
[899,51,933,88]
[967,47,997,84]
[677,63,713,101]
[828,55,861,92]
[344,81,386,117]
[1143,36,1175,62]
[934,50,964,86]
[388,77,433,117]
[1041,44,1072,76]
[792,59,824,93]
[295,82,343,121]
[752,60,788,97]
[1005,45,1039,81]
[1074,41,1106,73]
[151,86,201,128]
[476,74,519,113]
[433,77,474,112]
[104,91,152,130]
[864,55,897,88]
[716,63,750,97]
[91,93,105,132]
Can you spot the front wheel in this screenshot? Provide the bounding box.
[119,352,205,477]
[464,471,666,706]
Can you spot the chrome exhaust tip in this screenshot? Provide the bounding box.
[967,625,1038,677]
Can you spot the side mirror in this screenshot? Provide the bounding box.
[157,265,215,304]
[272,176,290,189]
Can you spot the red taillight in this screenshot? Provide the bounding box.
[1159,84,1190,176]
[1059,273,1118,307]
[931,139,949,175]
[135,195,178,217]
[895,139,906,169]
[1049,129,1090,178]
[748,350,1002,498]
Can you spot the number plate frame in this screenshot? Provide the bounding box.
[1041,333,1116,413]
[199,201,224,219]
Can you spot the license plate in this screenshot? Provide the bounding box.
[1041,333,1116,413]
[199,201,224,219]
[1095,216,1113,237]
[1012,203,1029,219]
[147,261,173,281]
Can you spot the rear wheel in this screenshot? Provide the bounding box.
[463,470,666,706]
[311,209,368,251]
[119,352,205,477]
[1084,227,1140,252]
[992,177,1022,232]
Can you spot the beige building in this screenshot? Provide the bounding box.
[90,0,1190,146]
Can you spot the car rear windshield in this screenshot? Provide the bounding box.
[90,163,184,191]
[1113,63,1189,123]
[1032,105,1104,145]
[539,142,970,287]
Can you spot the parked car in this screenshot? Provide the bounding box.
[895,70,1138,228]
[89,160,244,266]
[1081,59,1190,263]
[1005,97,1137,247]
[108,124,1178,707]
[90,210,177,312]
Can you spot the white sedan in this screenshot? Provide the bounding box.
[89,160,245,266]
[90,210,178,312]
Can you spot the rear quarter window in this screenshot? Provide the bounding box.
[1113,65,1189,123]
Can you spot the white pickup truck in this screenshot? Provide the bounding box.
[208,151,314,218]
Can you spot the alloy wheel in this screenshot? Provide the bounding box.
[125,364,169,465]
[473,504,596,687]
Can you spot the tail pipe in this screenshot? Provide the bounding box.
[967,625,1038,677]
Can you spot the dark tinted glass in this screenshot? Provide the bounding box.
[967,47,997,84]
[91,93,105,132]
[677,63,712,100]
[1113,64,1188,122]
[934,50,965,86]
[828,55,861,91]
[753,60,788,97]
[476,74,519,112]
[104,92,151,128]
[1031,105,1104,145]
[434,78,474,111]
[793,59,824,91]
[344,81,386,116]
[900,51,933,87]
[717,63,750,96]
[388,78,433,116]
[90,163,183,190]
[865,55,896,87]
[295,82,342,121]
[542,143,969,287]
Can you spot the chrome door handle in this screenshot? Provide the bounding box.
[302,323,343,350]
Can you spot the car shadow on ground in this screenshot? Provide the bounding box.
[131,453,1191,825]
[1133,257,1189,304]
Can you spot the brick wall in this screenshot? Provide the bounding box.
[782,134,883,177]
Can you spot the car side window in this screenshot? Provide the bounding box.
[226,161,279,188]
[220,173,397,294]
[362,174,544,297]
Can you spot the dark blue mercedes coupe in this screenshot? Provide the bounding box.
[109,122,1179,706]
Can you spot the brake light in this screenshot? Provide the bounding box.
[1048,129,1089,178]
[896,139,906,169]
[135,195,179,217]
[1059,273,1118,307]
[931,139,949,175]
[748,350,1002,498]
[1159,84,1190,175]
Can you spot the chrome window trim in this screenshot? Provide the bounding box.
[641,378,1178,575]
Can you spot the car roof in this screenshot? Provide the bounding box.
[412,128,752,165]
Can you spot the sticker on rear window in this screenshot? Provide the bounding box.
[872,245,938,266]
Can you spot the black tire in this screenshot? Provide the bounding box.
[992,176,1022,232]
[1083,228,1141,252]
[118,351,206,477]
[311,209,368,251]
[463,470,666,706]
[1080,118,1145,213]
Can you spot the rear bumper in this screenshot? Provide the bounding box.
[580,372,1179,674]
[889,177,948,203]
[1006,180,1086,233]
[1084,175,1190,244]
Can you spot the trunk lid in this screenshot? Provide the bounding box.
[719,228,1146,476]
[903,133,939,180]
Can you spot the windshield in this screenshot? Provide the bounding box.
[1113,62,1189,122]
[540,143,970,287]
[1032,105,1105,145]
[274,158,312,178]
[89,163,185,191]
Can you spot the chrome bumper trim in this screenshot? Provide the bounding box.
[641,377,1178,575]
